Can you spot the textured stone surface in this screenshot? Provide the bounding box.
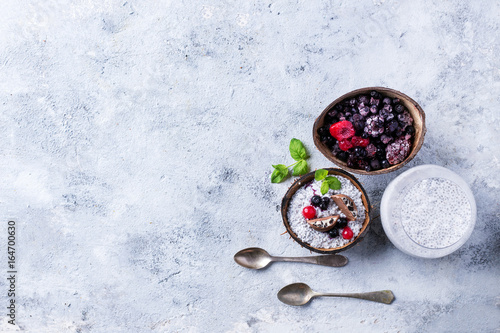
[1,0,499,332]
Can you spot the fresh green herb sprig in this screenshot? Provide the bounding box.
[271,138,309,183]
[315,169,341,195]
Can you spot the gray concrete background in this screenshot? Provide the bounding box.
[0,1,499,332]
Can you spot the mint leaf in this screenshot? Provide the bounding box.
[315,169,328,181]
[292,160,308,176]
[325,176,341,190]
[320,181,330,195]
[271,164,289,183]
[289,138,307,161]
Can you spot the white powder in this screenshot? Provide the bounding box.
[400,177,472,248]
[287,176,366,249]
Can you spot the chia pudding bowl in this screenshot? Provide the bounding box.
[281,168,371,254]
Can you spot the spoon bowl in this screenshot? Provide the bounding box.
[234,247,348,270]
[234,247,272,270]
[278,283,395,306]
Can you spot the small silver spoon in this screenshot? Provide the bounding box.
[234,247,348,269]
[278,283,395,306]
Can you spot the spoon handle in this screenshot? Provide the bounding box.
[272,254,348,267]
[318,290,395,304]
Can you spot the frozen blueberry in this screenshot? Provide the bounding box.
[406,125,415,135]
[381,159,390,169]
[365,165,372,172]
[349,98,357,106]
[382,97,392,105]
[386,119,399,133]
[357,95,370,104]
[392,98,400,104]
[394,104,405,114]
[370,91,381,99]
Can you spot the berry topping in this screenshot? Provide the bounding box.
[311,195,322,207]
[319,197,330,211]
[302,206,316,219]
[342,226,354,240]
[328,228,339,238]
[339,139,353,151]
[330,121,355,141]
[386,137,411,165]
[337,217,348,228]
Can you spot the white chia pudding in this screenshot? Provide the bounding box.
[287,175,366,249]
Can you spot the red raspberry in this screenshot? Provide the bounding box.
[302,206,316,219]
[351,136,370,147]
[338,139,353,151]
[342,226,354,240]
[329,121,355,141]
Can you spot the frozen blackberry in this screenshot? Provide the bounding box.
[364,115,385,137]
[347,155,357,168]
[365,143,377,158]
[386,136,411,165]
[357,159,368,169]
[353,146,367,158]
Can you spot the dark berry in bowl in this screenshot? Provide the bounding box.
[311,195,322,207]
[313,87,426,175]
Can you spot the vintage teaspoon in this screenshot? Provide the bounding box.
[278,283,395,306]
[234,247,348,269]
